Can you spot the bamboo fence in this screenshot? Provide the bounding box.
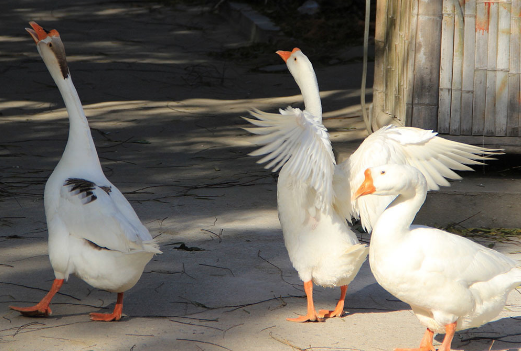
[373,0,521,142]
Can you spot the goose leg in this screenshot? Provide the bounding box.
[90,292,124,321]
[438,321,457,351]
[318,285,347,318]
[10,279,65,317]
[394,328,435,351]
[287,281,323,322]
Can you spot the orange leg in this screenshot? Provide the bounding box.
[90,292,124,322]
[394,328,435,351]
[318,285,347,318]
[10,279,64,317]
[438,321,457,351]
[287,281,323,323]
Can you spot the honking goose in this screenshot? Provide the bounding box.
[244,48,500,322]
[10,22,161,321]
[354,164,521,351]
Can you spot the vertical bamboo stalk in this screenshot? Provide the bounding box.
[510,0,521,136]
[412,0,443,130]
[495,1,511,136]
[460,0,476,135]
[393,0,403,121]
[385,0,396,119]
[405,0,419,126]
[373,0,389,129]
[450,0,464,135]
[484,1,498,136]
[472,1,489,135]
[438,0,455,134]
[397,0,408,124]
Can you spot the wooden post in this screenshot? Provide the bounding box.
[509,0,521,136]
[438,0,455,133]
[461,0,476,135]
[373,0,389,129]
[473,1,489,135]
[495,1,511,136]
[450,0,464,135]
[405,0,419,127]
[484,2,498,136]
[411,0,443,130]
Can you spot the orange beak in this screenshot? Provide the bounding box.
[353,169,376,200]
[26,21,60,44]
[276,47,301,62]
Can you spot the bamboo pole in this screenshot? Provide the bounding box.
[373,0,389,129]
[460,0,476,135]
[438,0,455,133]
[484,1,498,136]
[472,1,489,135]
[405,0,418,127]
[396,0,408,124]
[412,0,443,130]
[508,0,520,136]
[450,0,464,135]
[495,1,511,136]
[385,0,396,120]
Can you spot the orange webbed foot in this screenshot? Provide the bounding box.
[286,313,324,323]
[90,292,124,322]
[9,279,64,318]
[10,304,52,317]
[317,308,345,319]
[89,312,122,322]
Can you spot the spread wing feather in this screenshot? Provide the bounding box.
[334,125,502,232]
[244,107,335,210]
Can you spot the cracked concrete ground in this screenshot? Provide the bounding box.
[1,1,521,350]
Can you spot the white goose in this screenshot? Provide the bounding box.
[244,48,500,322]
[354,164,521,351]
[10,22,161,321]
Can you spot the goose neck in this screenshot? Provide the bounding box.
[54,77,101,171]
[372,185,427,241]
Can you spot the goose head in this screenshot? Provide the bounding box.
[26,21,70,80]
[276,48,322,118]
[354,164,427,200]
[277,48,315,88]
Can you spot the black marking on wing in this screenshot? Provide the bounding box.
[85,239,111,251]
[99,185,112,195]
[64,178,99,204]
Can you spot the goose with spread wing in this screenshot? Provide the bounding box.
[354,164,521,351]
[10,22,161,321]
[244,48,500,322]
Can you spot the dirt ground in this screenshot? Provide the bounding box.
[1,1,521,350]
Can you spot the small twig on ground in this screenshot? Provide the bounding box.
[177,338,232,350]
[257,250,301,291]
[12,322,45,337]
[269,332,304,350]
[199,263,234,276]
[169,318,223,331]
[201,228,223,242]
[222,323,243,338]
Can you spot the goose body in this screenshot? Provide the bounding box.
[10,22,160,321]
[244,48,500,322]
[355,164,521,350]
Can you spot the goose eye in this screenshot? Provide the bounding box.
[381,171,386,175]
[48,43,53,48]
[294,57,297,61]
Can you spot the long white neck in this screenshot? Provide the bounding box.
[295,68,322,119]
[371,185,427,245]
[53,75,102,173]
